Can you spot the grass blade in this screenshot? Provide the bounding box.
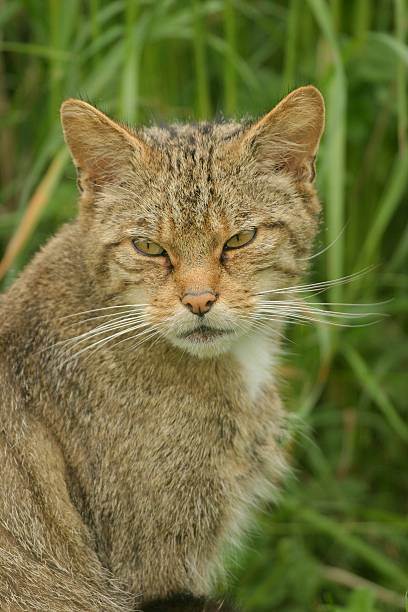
[357,147,408,270]
[119,1,139,123]
[193,0,211,119]
[395,0,407,152]
[0,148,68,283]
[282,0,301,94]
[342,345,408,443]
[307,0,347,306]
[290,504,408,590]
[223,0,238,116]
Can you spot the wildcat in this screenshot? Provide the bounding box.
[0,85,324,611]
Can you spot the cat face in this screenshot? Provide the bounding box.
[61,87,324,358]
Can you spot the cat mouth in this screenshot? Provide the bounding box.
[179,325,233,343]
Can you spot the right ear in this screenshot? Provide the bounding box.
[60,99,146,193]
[230,86,325,183]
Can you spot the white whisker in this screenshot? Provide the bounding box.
[125,327,163,353]
[61,303,148,320]
[63,308,147,327]
[41,314,149,355]
[62,315,149,347]
[257,303,385,320]
[258,299,388,308]
[94,324,163,357]
[299,224,348,261]
[255,267,375,296]
[255,309,381,328]
[60,321,153,365]
[237,313,289,342]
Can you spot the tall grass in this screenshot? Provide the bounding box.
[1,1,407,611]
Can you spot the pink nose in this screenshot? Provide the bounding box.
[181,291,217,316]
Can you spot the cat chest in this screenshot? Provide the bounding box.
[90,394,283,575]
[75,357,283,592]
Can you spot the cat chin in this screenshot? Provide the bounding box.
[168,333,239,359]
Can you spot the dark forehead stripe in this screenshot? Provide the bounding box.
[163,138,218,231]
[140,119,244,146]
[135,120,247,234]
[164,125,178,140]
[199,122,213,135]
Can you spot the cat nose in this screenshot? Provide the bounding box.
[181,290,217,316]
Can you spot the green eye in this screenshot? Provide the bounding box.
[224,228,256,250]
[132,239,166,256]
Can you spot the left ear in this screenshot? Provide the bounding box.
[242,85,325,182]
[60,98,148,194]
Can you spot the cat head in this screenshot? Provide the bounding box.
[61,87,324,358]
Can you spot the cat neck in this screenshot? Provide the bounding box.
[231,330,279,401]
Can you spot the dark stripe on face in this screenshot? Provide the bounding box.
[264,221,308,257]
[113,260,146,278]
[256,263,299,277]
[207,143,214,196]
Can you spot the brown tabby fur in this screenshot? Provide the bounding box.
[0,86,324,610]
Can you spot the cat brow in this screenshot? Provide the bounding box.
[125,222,154,235]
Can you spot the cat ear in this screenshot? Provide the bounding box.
[242,86,325,182]
[60,99,146,192]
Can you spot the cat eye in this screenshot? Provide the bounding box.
[132,239,166,256]
[223,229,256,250]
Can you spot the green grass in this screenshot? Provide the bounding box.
[0,1,407,610]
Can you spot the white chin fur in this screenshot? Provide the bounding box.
[168,332,239,359]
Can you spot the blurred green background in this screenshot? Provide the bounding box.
[1,1,407,610]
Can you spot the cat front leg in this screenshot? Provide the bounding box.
[0,415,134,612]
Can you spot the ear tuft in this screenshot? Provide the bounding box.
[244,85,325,182]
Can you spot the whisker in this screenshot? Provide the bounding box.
[59,321,153,365]
[63,308,147,328]
[255,309,382,328]
[61,303,148,320]
[125,327,163,354]
[91,324,163,359]
[258,299,389,308]
[237,313,289,342]
[116,317,174,357]
[299,223,348,261]
[86,322,168,376]
[257,303,386,320]
[255,267,375,296]
[41,314,149,355]
[61,315,149,347]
